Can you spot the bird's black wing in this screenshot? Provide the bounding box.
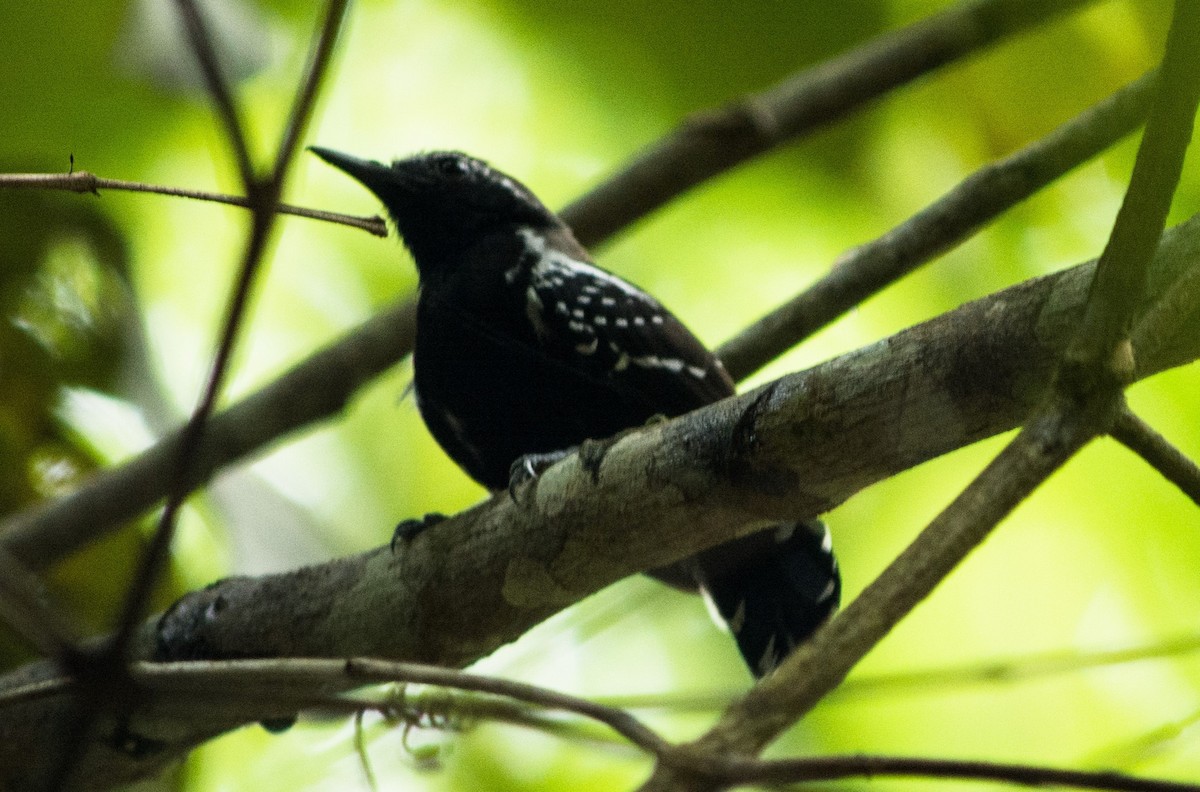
[512,228,734,415]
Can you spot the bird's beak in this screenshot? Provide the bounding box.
[309,146,396,195]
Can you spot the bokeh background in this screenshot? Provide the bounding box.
[2,0,1199,789]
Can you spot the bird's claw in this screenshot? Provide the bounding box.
[391,512,445,553]
[507,449,573,502]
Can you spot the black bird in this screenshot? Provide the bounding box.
[311,147,839,676]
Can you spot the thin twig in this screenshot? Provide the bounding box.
[844,631,1200,696]
[1111,406,1200,505]
[353,711,380,792]
[0,171,387,236]
[271,0,349,185]
[718,71,1154,380]
[700,754,1200,792]
[0,661,644,753]
[44,0,272,776]
[343,659,671,755]
[45,1,352,788]
[122,658,672,755]
[559,0,1093,247]
[172,0,256,189]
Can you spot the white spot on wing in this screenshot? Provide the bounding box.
[518,227,659,304]
[630,354,685,373]
[514,227,723,381]
[524,286,546,337]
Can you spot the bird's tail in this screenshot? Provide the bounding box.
[693,519,840,677]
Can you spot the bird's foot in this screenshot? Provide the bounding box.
[508,449,573,502]
[391,512,446,553]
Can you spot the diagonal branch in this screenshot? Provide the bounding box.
[172,0,256,189]
[268,0,349,189]
[1062,2,1200,390]
[1111,406,1200,506]
[719,70,1154,380]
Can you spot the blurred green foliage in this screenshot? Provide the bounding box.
[1,0,1198,790]
[0,187,164,659]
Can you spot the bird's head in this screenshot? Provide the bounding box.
[311,147,557,273]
